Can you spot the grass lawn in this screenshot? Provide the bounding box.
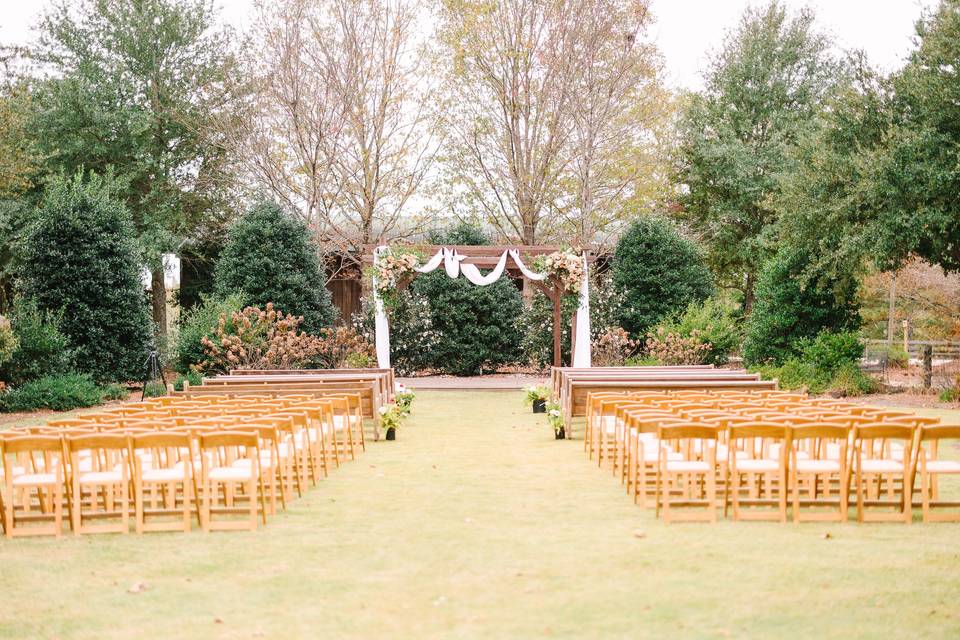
[1,390,959,639]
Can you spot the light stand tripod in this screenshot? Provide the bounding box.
[141,346,167,401]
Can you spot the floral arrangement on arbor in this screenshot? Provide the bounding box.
[369,246,421,310]
[534,248,585,294]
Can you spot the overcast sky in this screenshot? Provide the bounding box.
[0,0,939,89]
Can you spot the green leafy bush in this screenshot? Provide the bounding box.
[654,298,740,365]
[743,246,860,366]
[796,331,864,372]
[214,200,336,333]
[143,381,167,398]
[0,298,73,386]
[612,216,715,338]
[412,271,523,375]
[174,370,204,391]
[355,291,439,376]
[827,362,879,397]
[15,174,152,381]
[100,383,130,401]
[173,292,245,373]
[753,360,831,394]
[518,271,624,368]
[0,316,17,366]
[0,373,105,412]
[408,224,523,375]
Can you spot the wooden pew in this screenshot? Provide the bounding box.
[551,365,715,400]
[173,381,380,419]
[225,368,396,399]
[206,372,393,403]
[560,374,778,435]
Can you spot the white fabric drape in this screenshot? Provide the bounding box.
[372,246,391,369]
[572,254,592,367]
[371,245,592,369]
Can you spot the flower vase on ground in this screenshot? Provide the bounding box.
[533,399,546,413]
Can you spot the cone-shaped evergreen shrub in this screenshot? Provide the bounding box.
[16,174,151,382]
[214,201,336,332]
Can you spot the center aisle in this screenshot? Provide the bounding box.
[308,389,650,637]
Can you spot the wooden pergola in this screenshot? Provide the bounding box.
[362,244,598,367]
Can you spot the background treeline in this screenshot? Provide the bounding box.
[0,0,957,403]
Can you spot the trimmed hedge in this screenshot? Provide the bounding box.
[0,373,106,412]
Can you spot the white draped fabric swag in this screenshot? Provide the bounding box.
[372,247,591,370]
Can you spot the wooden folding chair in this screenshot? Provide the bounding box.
[131,432,196,533]
[1,435,66,538]
[725,423,790,522]
[789,424,849,523]
[853,424,914,523]
[655,424,719,523]
[199,431,267,532]
[916,424,960,522]
[67,434,130,535]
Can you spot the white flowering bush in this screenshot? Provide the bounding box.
[354,291,440,375]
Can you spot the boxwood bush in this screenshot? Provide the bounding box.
[0,373,106,412]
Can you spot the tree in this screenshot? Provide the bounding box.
[436,0,668,249]
[742,246,860,366]
[15,174,152,382]
[213,201,337,333]
[675,1,838,313]
[410,223,524,375]
[29,0,242,336]
[611,216,715,338]
[775,2,960,281]
[235,0,437,270]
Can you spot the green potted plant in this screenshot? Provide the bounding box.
[395,384,415,415]
[379,403,403,440]
[523,385,550,413]
[547,402,565,439]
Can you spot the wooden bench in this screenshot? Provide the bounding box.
[551,365,715,399]
[206,372,393,404]
[558,371,778,435]
[225,368,396,399]
[173,381,380,419]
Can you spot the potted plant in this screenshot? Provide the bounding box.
[523,385,550,413]
[547,402,565,439]
[379,403,403,440]
[395,385,416,416]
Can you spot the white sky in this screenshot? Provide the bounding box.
[0,0,940,89]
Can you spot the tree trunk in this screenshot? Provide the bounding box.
[151,268,168,339]
[886,274,897,345]
[742,273,755,317]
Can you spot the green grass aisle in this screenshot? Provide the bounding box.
[0,391,958,638]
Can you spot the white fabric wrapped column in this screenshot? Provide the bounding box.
[372,246,391,369]
[572,254,592,367]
